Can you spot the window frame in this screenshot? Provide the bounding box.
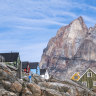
[82,81,87,87]
[93,81,96,86]
[87,72,92,77]
[74,76,78,79]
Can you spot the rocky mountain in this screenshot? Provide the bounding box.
[40,16,96,80]
[0,62,96,96]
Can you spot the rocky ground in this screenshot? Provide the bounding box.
[0,63,96,96]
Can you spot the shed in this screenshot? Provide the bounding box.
[40,69,49,80]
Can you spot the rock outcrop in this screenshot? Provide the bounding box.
[0,62,96,96]
[40,16,96,80]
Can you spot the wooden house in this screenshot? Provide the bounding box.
[0,52,21,68]
[22,62,39,74]
[40,69,49,80]
[71,72,80,81]
[78,68,96,89]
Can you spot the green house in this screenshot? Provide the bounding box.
[78,68,96,89]
[0,52,21,68]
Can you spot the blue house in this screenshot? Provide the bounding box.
[29,62,39,74]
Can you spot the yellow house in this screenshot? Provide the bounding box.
[71,72,80,81]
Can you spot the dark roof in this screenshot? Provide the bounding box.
[22,62,39,69]
[40,69,46,75]
[29,62,38,69]
[22,62,29,69]
[0,52,19,62]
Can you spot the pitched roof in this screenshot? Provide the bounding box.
[40,69,46,75]
[22,62,39,69]
[78,68,96,81]
[22,62,29,69]
[29,62,38,69]
[0,52,19,62]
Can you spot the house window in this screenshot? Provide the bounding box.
[93,81,96,86]
[82,81,87,87]
[74,76,78,79]
[87,72,92,77]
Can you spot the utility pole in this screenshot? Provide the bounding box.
[17,61,22,79]
[20,62,22,79]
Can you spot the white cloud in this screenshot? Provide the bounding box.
[0,41,47,62]
[82,15,96,24]
[0,0,96,62]
[19,42,47,62]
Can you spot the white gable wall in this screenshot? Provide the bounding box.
[40,70,49,80]
[45,70,49,80]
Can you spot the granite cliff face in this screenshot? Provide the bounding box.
[40,16,96,80]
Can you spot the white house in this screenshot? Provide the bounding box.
[40,69,49,80]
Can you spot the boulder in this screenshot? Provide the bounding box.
[39,82,70,93]
[10,81,22,93]
[0,89,17,96]
[38,80,96,96]
[41,88,62,96]
[2,80,11,89]
[22,87,32,96]
[27,83,41,96]
[32,74,44,83]
[17,78,24,85]
[0,63,16,82]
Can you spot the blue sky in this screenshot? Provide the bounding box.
[0,0,96,62]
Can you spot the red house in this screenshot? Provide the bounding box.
[22,62,30,73]
[22,62,38,74]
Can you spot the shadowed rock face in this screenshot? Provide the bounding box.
[40,16,96,79]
